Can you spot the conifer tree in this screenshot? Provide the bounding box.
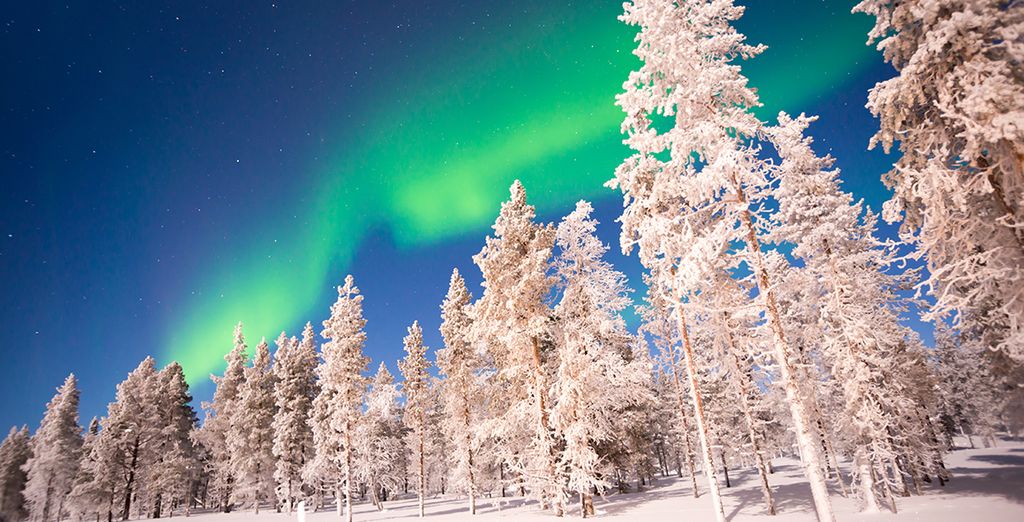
[612,1,835,519]
[272,326,318,514]
[770,112,916,512]
[551,201,650,516]
[104,358,163,520]
[399,321,431,518]
[641,301,700,498]
[0,426,31,522]
[692,270,777,515]
[639,269,727,521]
[67,418,114,522]
[436,269,480,514]
[147,362,199,518]
[23,374,82,522]
[353,363,404,511]
[423,378,451,498]
[230,338,277,513]
[198,323,249,513]
[934,328,1002,449]
[310,275,370,522]
[471,181,563,515]
[854,0,1024,361]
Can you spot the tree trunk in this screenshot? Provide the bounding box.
[672,305,726,522]
[122,435,141,521]
[40,477,53,522]
[855,447,881,513]
[529,336,564,517]
[462,385,477,515]
[580,492,594,518]
[369,481,382,512]
[343,420,353,522]
[418,430,426,518]
[732,177,836,522]
[720,451,731,488]
[662,342,700,498]
[820,425,848,498]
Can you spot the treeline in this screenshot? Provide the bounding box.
[1,182,1018,522]
[2,1,1023,522]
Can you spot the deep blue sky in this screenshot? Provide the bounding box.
[0,1,906,431]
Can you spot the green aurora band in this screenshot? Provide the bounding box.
[163,2,880,384]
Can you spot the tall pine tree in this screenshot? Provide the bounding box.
[23,374,82,522]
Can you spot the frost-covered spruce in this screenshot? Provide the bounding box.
[551,201,652,516]
[230,338,277,513]
[94,359,163,520]
[611,1,835,520]
[639,272,724,515]
[641,305,699,497]
[353,363,404,511]
[770,112,921,512]
[23,374,82,522]
[310,275,370,522]
[691,269,777,515]
[423,377,451,498]
[198,323,249,512]
[272,326,318,514]
[147,362,199,517]
[66,418,99,521]
[471,181,563,515]
[67,417,114,521]
[399,321,430,518]
[854,0,1024,361]
[436,268,480,514]
[0,425,31,522]
[934,327,1002,450]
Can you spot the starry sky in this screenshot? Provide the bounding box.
[1,1,905,429]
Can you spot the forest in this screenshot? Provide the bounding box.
[1,1,1022,522]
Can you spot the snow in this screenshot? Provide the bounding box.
[175,439,1024,521]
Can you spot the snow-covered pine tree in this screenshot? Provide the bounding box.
[638,266,728,521]
[769,263,852,496]
[424,377,452,498]
[198,323,249,513]
[399,321,430,518]
[67,417,115,522]
[640,299,699,498]
[229,338,277,513]
[353,363,404,511]
[769,112,918,512]
[885,336,950,494]
[551,201,652,516]
[146,362,199,518]
[311,275,370,522]
[62,359,159,521]
[853,0,1024,361]
[23,374,82,522]
[272,326,318,514]
[436,268,480,514]
[692,351,744,493]
[599,343,659,496]
[693,269,777,515]
[0,425,31,522]
[471,180,562,515]
[108,358,164,520]
[612,2,834,519]
[934,327,1001,449]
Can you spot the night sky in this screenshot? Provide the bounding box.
[1,1,905,430]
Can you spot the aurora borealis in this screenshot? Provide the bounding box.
[1,1,897,426]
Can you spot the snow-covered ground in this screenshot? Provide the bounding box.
[188,440,1024,521]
